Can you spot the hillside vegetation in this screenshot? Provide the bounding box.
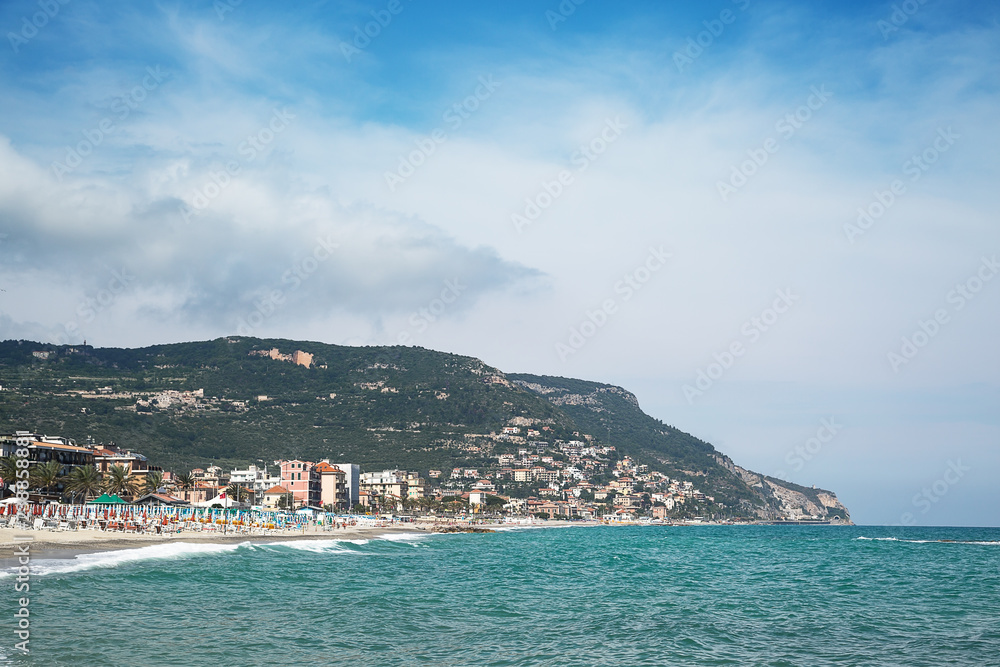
[0,337,849,521]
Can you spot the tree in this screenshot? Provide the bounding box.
[65,465,103,503]
[225,483,249,503]
[174,472,193,490]
[143,471,164,496]
[104,464,139,498]
[30,460,64,497]
[0,456,18,492]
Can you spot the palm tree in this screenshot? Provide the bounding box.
[65,465,104,503]
[30,460,64,497]
[0,456,19,492]
[104,464,138,499]
[174,472,193,490]
[142,471,164,496]
[225,483,248,503]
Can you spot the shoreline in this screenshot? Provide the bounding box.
[0,518,592,561]
[0,524,423,561]
[0,518,852,562]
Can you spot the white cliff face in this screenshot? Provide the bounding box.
[764,480,826,518]
[736,466,852,523]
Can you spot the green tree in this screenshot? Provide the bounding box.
[174,472,194,491]
[142,471,164,496]
[30,460,64,497]
[225,483,248,503]
[0,456,19,492]
[104,464,139,498]
[65,465,103,503]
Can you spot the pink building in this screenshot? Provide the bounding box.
[279,460,320,507]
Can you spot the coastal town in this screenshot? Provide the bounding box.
[0,427,719,522]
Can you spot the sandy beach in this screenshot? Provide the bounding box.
[0,518,593,561]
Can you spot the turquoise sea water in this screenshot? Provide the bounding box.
[3,525,1000,666]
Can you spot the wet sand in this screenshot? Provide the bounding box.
[0,517,592,560]
[0,524,417,560]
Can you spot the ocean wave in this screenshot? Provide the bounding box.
[376,531,429,542]
[856,536,1000,545]
[258,538,369,553]
[492,523,574,532]
[0,541,245,578]
[856,536,899,541]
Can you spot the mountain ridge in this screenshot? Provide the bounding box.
[0,337,850,522]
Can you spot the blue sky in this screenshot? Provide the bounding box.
[1,0,998,525]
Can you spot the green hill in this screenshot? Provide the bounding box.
[0,337,850,521]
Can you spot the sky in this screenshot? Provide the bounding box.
[0,0,997,526]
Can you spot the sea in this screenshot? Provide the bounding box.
[2,524,999,666]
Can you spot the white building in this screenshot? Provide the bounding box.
[229,464,281,497]
[334,463,360,507]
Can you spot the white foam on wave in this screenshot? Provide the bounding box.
[856,536,1000,545]
[493,524,551,532]
[376,531,428,542]
[0,541,245,578]
[259,538,369,553]
[494,523,586,532]
[856,536,898,541]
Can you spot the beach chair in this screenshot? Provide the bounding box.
[57,521,69,531]
[32,518,45,530]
